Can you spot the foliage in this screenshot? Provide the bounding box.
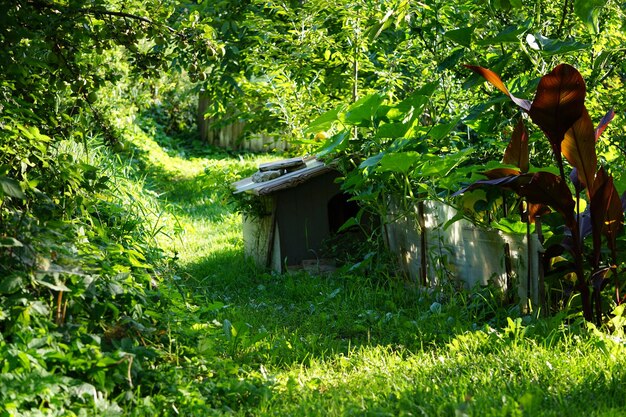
[456,63,624,323]
[190,0,626,152]
[3,0,626,414]
[0,1,220,415]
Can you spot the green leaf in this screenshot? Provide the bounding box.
[377,151,422,174]
[477,23,530,45]
[437,49,465,71]
[0,237,23,247]
[305,105,346,134]
[341,94,385,126]
[375,122,409,139]
[223,319,237,340]
[337,217,359,233]
[0,176,25,199]
[574,0,608,34]
[428,117,461,141]
[442,211,466,230]
[0,273,25,294]
[493,218,528,234]
[419,148,474,177]
[316,129,350,157]
[36,277,71,292]
[359,152,385,169]
[528,34,589,56]
[444,26,474,48]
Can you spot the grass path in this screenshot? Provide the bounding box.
[131,131,626,416]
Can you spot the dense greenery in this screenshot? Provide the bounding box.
[2,0,626,415]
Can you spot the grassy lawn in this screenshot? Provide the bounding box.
[127,130,626,416]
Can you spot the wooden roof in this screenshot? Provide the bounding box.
[232,157,336,196]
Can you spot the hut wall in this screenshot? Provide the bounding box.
[273,171,343,268]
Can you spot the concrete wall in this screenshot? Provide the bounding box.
[386,200,542,307]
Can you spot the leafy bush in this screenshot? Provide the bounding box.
[457,63,624,323]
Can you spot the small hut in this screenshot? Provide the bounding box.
[232,156,358,273]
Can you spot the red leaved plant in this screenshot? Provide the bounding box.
[459,64,623,323]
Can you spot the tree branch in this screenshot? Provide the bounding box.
[26,0,175,32]
[557,0,569,37]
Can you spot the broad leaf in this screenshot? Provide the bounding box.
[0,237,23,247]
[316,129,350,157]
[529,64,586,163]
[590,168,623,265]
[562,108,596,190]
[437,49,465,71]
[0,273,24,294]
[305,104,346,134]
[375,122,408,139]
[464,65,531,111]
[0,176,25,199]
[418,148,473,177]
[377,151,422,174]
[476,23,530,45]
[517,172,576,230]
[359,152,385,169]
[526,202,551,224]
[591,267,611,291]
[482,167,521,179]
[428,117,461,141]
[341,94,385,126]
[575,0,609,34]
[570,168,584,193]
[453,173,522,197]
[502,118,529,173]
[595,108,614,140]
[444,26,475,48]
[530,34,590,56]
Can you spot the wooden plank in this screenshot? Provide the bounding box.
[232,159,336,195]
[259,157,306,172]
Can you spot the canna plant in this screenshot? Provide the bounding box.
[457,63,623,324]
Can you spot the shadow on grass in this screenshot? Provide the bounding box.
[175,237,467,362]
[175,243,626,416]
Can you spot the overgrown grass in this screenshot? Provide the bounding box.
[123,128,626,416]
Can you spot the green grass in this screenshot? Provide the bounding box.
[125,129,626,417]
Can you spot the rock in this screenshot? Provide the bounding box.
[251,170,281,183]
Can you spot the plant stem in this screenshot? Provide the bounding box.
[557,0,569,37]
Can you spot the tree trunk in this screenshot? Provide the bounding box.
[198,90,210,142]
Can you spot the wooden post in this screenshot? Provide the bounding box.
[535,215,546,316]
[417,200,427,286]
[504,242,513,303]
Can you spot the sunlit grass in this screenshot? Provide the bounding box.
[129,126,626,417]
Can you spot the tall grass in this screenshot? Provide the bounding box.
[123,128,626,417]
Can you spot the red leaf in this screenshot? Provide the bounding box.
[457,171,575,229]
[590,168,624,267]
[482,167,521,179]
[529,64,586,159]
[595,109,615,140]
[526,202,551,224]
[590,168,609,266]
[503,118,529,173]
[562,108,597,190]
[464,65,532,111]
[517,172,576,230]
